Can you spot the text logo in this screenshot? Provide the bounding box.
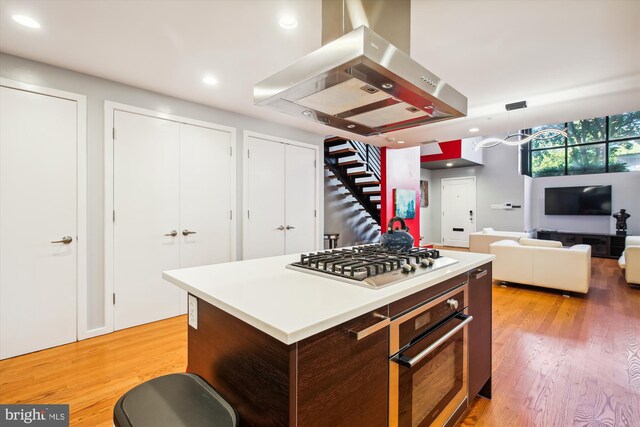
[0,405,68,427]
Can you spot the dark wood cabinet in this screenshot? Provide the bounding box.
[297,307,389,427]
[188,299,292,426]
[188,302,389,427]
[537,230,625,259]
[467,262,492,400]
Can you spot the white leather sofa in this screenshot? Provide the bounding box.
[619,236,640,286]
[490,238,591,294]
[469,228,533,253]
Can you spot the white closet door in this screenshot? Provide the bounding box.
[0,87,77,359]
[285,144,317,254]
[245,136,285,259]
[113,111,181,330]
[179,123,233,268]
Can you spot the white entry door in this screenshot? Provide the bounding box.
[113,111,181,330]
[244,136,286,260]
[441,177,476,248]
[0,86,78,359]
[285,144,317,254]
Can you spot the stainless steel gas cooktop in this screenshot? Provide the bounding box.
[286,245,458,289]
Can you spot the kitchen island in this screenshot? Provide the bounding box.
[163,249,494,427]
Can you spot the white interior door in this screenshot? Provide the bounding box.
[285,144,317,254]
[244,136,285,259]
[179,123,234,312]
[0,87,78,359]
[113,111,181,330]
[441,177,476,248]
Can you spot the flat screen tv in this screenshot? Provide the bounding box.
[545,185,612,215]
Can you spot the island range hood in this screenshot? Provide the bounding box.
[254,0,467,137]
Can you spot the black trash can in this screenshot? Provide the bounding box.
[114,373,238,427]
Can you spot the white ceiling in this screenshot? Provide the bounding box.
[1,0,639,147]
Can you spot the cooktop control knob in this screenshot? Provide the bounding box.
[409,262,419,271]
[420,259,431,268]
[401,263,413,273]
[446,298,459,310]
[427,257,435,265]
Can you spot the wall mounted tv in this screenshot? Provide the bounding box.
[545,185,612,215]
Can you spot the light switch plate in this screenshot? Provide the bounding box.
[188,294,198,329]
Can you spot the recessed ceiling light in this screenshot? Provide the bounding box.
[347,124,355,129]
[12,14,40,29]
[397,140,405,144]
[279,16,298,30]
[469,127,479,133]
[446,162,453,167]
[381,83,393,89]
[302,110,312,116]
[202,75,218,85]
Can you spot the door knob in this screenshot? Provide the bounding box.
[276,225,285,230]
[51,236,73,244]
[286,225,296,230]
[164,230,178,237]
[182,229,197,236]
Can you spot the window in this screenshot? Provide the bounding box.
[526,111,640,177]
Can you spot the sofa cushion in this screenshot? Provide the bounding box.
[470,232,527,253]
[482,227,495,234]
[532,244,591,293]
[519,238,563,248]
[626,236,640,247]
[490,240,534,284]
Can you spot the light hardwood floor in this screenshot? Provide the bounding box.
[1,258,638,427]
[0,316,187,426]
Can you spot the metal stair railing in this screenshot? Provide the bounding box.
[349,139,381,181]
[324,139,382,225]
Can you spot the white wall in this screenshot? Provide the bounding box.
[0,53,325,332]
[523,175,534,231]
[419,168,434,244]
[323,170,381,247]
[529,172,640,234]
[424,144,526,243]
[461,137,483,164]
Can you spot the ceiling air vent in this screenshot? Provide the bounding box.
[361,85,380,94]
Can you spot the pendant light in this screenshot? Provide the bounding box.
[473,101,568,151]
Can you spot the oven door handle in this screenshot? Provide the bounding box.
[391,313,473,368]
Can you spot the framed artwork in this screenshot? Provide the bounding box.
[420,180,429,207]
[395,189,416,219]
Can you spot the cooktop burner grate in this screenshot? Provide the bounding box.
[287,245,456,288]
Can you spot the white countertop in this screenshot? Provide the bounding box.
[163,250,494,345]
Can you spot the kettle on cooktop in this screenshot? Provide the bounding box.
[380,217,414,250]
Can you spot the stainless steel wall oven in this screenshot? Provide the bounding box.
[389,282,472,427]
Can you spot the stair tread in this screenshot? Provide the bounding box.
[329,147,358,154]
[324,137,346,146]
[339,160,364,166]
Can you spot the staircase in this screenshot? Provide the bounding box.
[324,137,382,227]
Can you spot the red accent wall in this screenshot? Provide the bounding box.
[380,146,421,246]
[419,139,462,163]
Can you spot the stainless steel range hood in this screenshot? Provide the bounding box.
[254,1,467,137]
